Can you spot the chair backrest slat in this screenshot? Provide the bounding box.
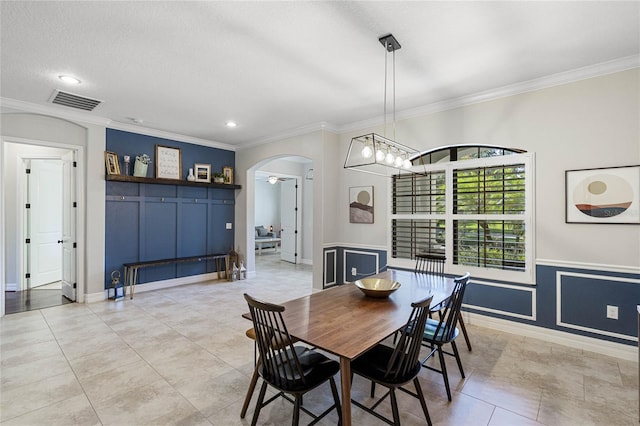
[244,293,305,387]
[415,253,445,276]
[430,273,470,342]
[384,295,434,380]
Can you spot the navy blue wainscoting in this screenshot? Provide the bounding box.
[323,247,388,287]
[105,129,236,291]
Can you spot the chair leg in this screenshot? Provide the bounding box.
[457,313,472,351]
[451,340,465,378]
[389,389,401,426]
[251,381,268,426]
[370,382,376,397]
[293,395,301,426]
[413,377,432,426]
[437,345,452,401]
[329,377,342,425]
[240,366,260,418]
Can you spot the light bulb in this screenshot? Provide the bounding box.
[375,149,386,162]
[361,145,373,159]
[403,158,412,169]
[394,154,403,167]
[385,151,395,164]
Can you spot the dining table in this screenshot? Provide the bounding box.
[250,268,456,426]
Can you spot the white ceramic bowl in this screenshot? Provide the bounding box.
[354,278,401,298]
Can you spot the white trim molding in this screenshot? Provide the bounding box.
[537,258,640,275]
[324,249,337,287]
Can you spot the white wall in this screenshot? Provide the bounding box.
[254,180,281,230]
[337,69,640,270]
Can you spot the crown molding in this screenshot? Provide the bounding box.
[239,121,340,149]
[107,120,236,151]
[338,55,640,134]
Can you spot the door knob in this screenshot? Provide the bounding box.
[57,240,63,244]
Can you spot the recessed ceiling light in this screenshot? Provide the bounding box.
[225,121,237,128]
[58,75,81,85]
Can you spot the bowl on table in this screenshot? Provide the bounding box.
[354,278,401,298]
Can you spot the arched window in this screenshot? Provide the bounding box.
[391,144,534,283]
[412,144,526,165]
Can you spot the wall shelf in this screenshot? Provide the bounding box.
[106,174,241,190]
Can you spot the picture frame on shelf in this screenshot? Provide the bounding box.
[194,163,211,183]
[155,144,182,180]
[565,164,640,224]
[105,151,120,176]
[223,166,234,184]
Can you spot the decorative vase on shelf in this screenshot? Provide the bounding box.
[123,156,130,176]
[133,160,148,177]
[187,168,195,181]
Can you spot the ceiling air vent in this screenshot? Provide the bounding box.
[49,90,102,111]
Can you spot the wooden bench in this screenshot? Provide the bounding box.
[123,253,227,299]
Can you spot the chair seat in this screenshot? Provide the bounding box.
[260,346,340,392]
[423,318,459,343]
[352,343,422,386]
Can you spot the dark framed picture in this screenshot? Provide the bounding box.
[194,163,211,183]
[223,166,234,184]
[104,151,120,175]
[155,144,182,180]
[565,165,640,224]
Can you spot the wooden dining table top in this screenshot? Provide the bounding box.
[272,268,455,360]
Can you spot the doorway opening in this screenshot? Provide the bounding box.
[254,157,312,272]
[2,140,80,315]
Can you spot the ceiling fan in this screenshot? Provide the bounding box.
[267,176,287,184]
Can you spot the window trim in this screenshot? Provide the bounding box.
[388,152,535,284]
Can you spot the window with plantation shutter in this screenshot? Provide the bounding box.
[390,146,534,283]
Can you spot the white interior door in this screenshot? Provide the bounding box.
[29,160,63,287]
[280,178,298,264]
[61,152,76,301]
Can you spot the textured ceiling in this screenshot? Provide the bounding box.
[1,1,638,148]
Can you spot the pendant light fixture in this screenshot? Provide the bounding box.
[344,34,420,176]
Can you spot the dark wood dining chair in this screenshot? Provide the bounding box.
[414,253,472,352]
[421,273,470,401]
[350,294,434,426]
[243,293,342,426]
[240,327,303,419]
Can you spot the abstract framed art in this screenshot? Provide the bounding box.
[565,165,640,224]
[349,186,374,223]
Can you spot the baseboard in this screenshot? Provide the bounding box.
[5,282,17,291]
[301,258,312,265]
[85,272,224,303]
[466,311,637,361]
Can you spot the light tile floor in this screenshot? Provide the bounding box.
[1,253,637,425]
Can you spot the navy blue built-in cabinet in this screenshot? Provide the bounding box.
[105,129,237,290]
